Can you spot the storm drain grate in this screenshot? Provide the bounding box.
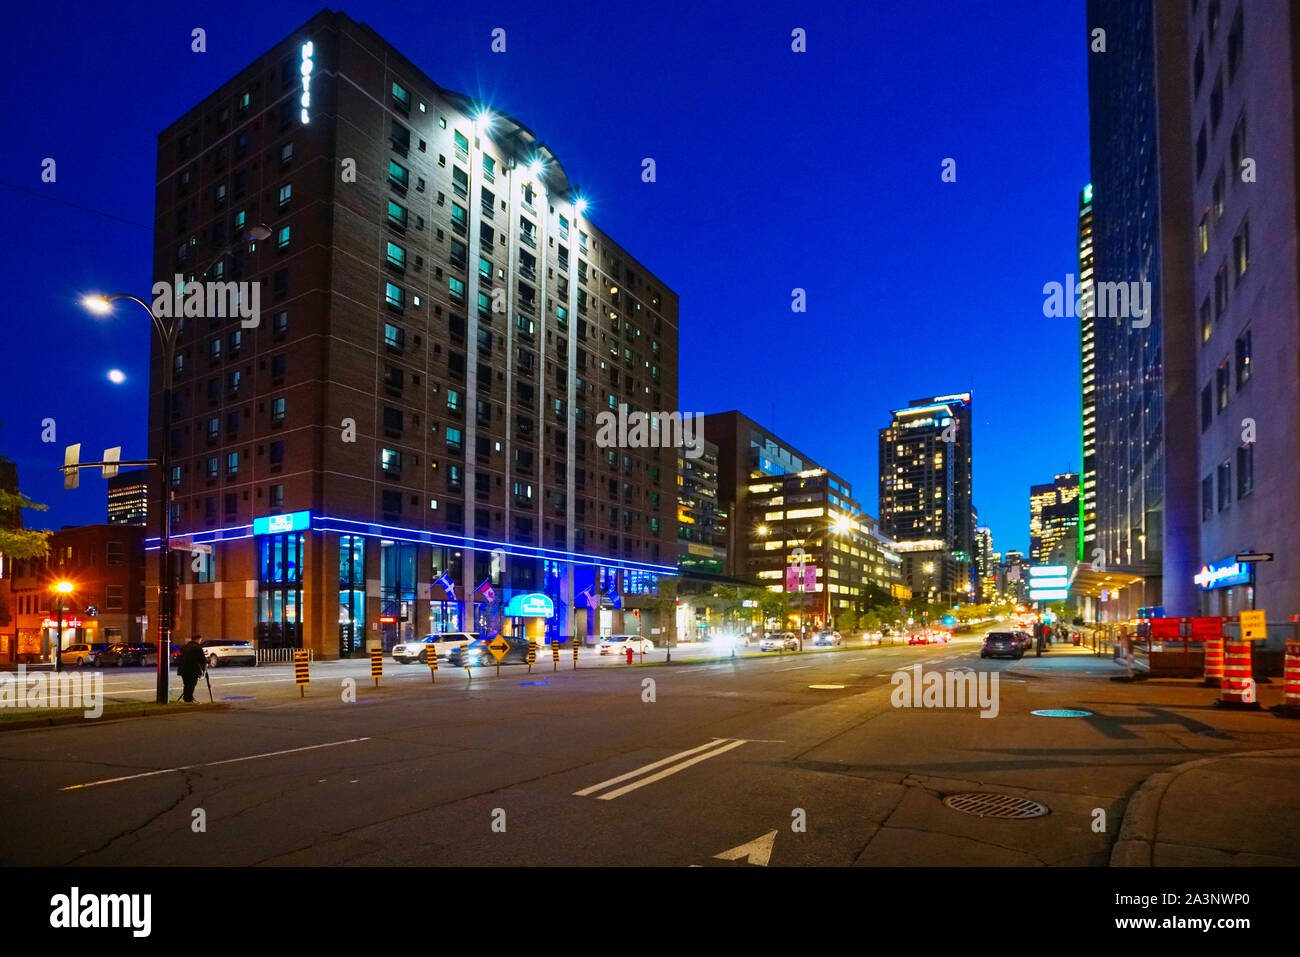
[943,792,1049,819]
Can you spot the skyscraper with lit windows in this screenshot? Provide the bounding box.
[878,393,975,603]
[145,9,679,657]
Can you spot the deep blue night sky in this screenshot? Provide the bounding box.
[0,0,1087,556]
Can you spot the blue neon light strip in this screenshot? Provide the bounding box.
[148,516,677,575]
[316,515,677,575]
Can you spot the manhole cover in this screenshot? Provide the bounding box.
[943,793,1049,819]
[1031,708,1093,718]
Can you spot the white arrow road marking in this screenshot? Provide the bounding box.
[714,830,777,866]
[575,738,746,800]
[61,737,372,790]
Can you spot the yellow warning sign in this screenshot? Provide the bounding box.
[1240,609,1267,641]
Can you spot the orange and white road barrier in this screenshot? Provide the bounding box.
[1272,639,1300,718]
[1203,637,1224,687]
[1217,639,1259,710]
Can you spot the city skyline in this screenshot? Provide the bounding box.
[3,0,1300,898]
[0,0,1088,556]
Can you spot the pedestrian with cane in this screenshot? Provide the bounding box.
[177,633,207,703]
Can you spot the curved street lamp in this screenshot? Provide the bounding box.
[81,293,175,704]
[81,225,271,704]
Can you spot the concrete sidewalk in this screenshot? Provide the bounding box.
[1008,643,1132,678]
[1112,748,1300,865]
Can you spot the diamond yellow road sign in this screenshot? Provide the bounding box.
[488,634,510,662]
[1240,609,1267,641]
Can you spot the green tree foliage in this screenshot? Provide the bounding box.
[0,450,50,560]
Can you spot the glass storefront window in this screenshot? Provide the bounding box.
[428,546,463,634]
[380,540,417,648]
[339,535,366,657]
[258,532,303,648]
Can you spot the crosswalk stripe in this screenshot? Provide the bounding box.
[574,739,744,798]
[595,739,747,801]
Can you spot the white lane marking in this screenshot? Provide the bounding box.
[596,739,747,801]
[714,830,777,866]
[61,737,372,790]
[573,739,734,797]
[778,665,810,672]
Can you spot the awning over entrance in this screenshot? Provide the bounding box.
[1068,565,1146,598]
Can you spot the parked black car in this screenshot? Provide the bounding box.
[93,642,156,667]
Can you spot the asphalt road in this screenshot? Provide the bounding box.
[4,623,1300,866]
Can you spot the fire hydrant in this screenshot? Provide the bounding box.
[626,646,634,664]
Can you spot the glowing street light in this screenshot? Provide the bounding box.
[51,580,74,673]
[107,369,126,384]
[82,294,113,315]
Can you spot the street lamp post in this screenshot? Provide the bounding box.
[83,293,177,705]
[52,580,73,672]
[82,227,269,704]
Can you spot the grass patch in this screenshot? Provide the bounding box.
[0,700,229,730]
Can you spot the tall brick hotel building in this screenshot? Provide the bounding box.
[148,9,679,656]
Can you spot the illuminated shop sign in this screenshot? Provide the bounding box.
[504,593,554,618]
[300,41,314,124]
[1193,558,1251,590]
[253,510,312,535]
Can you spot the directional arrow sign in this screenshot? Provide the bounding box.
[1235,552,1273,563]
[713,830,776,867]
[487,635,510,662]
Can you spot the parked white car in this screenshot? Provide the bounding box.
[393,632,481,663]
[200,639,257,667]
[599,634,655,655]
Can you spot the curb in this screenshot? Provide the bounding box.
[1109,747,1300,866]
[620,642,897,668]
[0,702,231,733]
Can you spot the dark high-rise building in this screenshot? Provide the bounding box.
[1188,0,1300,618]
[1078,184,1098,562]
[1086,0,1197,616]
[677,441,727,575]
[703,411,899,629]
[878,393,975,602]
[107,469,150,527]
[1030,473,1080,564]
[146,10,679,657]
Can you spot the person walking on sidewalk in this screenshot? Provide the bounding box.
[177,634,207,703]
